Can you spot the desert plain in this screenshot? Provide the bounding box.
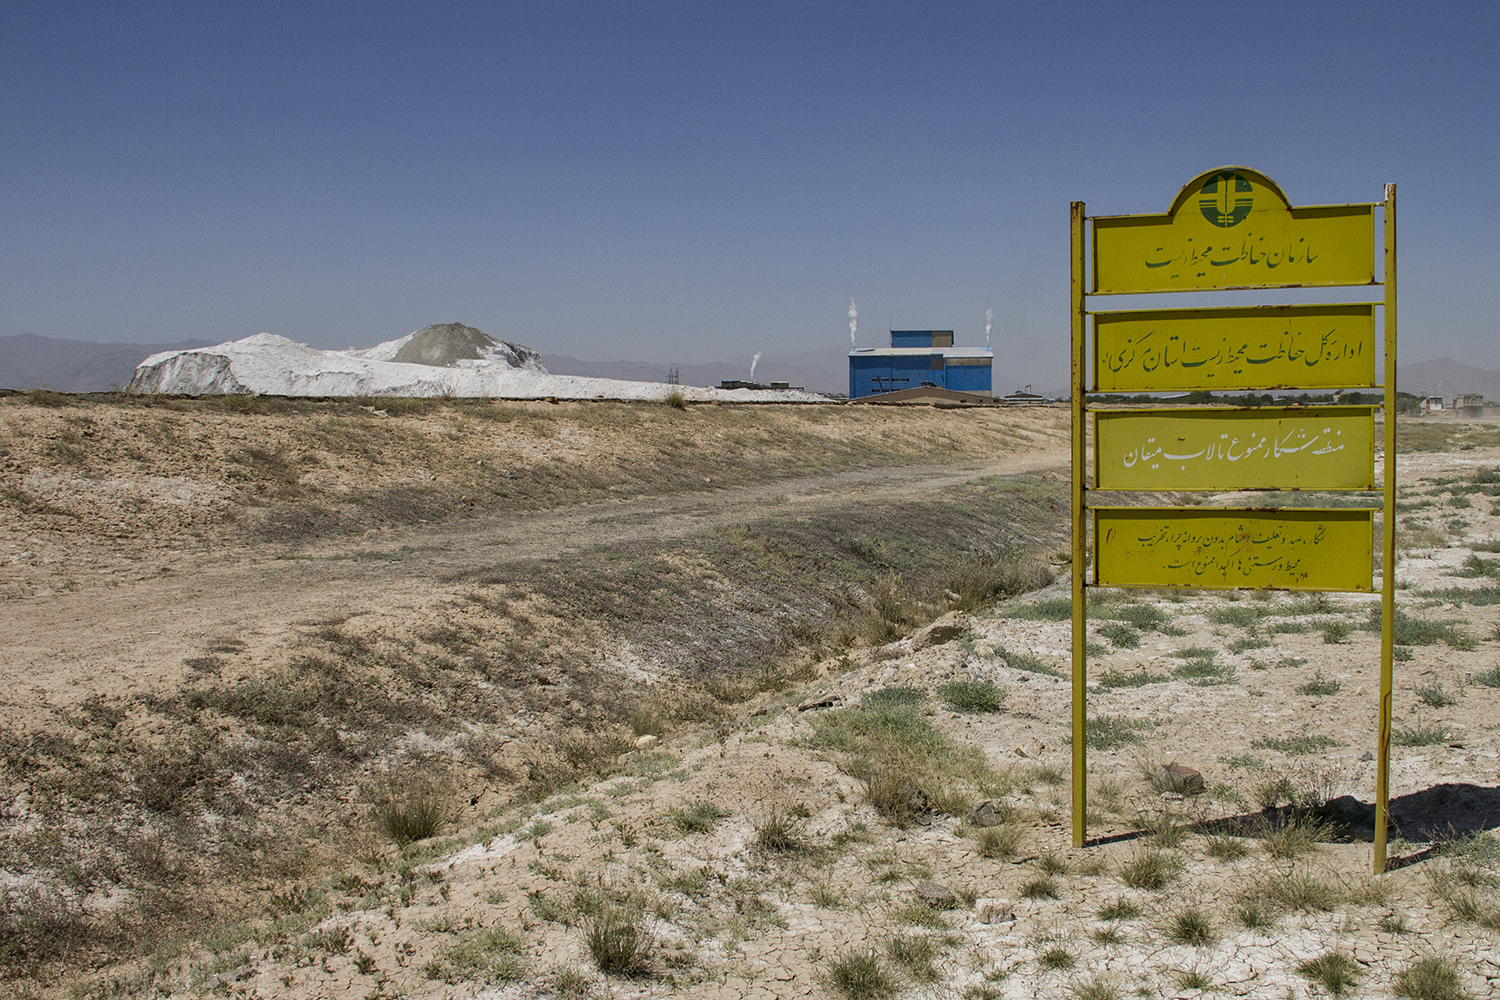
[2,392,1499,1000]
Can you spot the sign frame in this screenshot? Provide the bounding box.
[1070,167,1397,873]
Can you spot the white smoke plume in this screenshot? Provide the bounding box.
[849,299,858,346]
[749,351,762,381]
[985,306,993,350]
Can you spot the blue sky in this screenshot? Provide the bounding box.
[3,2,1496,386]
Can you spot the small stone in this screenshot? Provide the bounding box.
[975,897,1015,924]
[1014,746,1030,758]
[797,693,841,712]
[967,800,1012,827]
[914,882,958,909]
[1360,751,1375,761]
[633,735,659,750]
[911,612,967,651]
[1151,763,1206,796]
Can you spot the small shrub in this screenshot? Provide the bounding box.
[826,949,896,1000]
[1297,952,1360,996]
[1393,721,1453,746]
[939,680,1006,713]
[663,389,687,410]
[1084,715,1154,749]
[1297,671,1342,696]
[1096,621,1141,649]
[1096,668,1168,689]
[1038,946,1074,970]
[1118,849,1177,890]
[585,908,652,976]
[861,685,925,708]
[1394,956,1469,1000]
[1252,732,1339,756]
[1475,665,1500,688]
[1415,681,1459,707]
[1321,620,1353,644]
[1254,869,1342,912]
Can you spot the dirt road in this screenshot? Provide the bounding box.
[0,451,1066,728]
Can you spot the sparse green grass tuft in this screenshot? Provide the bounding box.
[1071,977,1122,1000]
[1297,952,1361,996]
[1251,732,1339,755]
[369,771,450,846]
[668,801,731,835]
[437,926,527,984]
[1394,956,1470,1000]
[1365,606,1477,649]
[1118,849,1178,890]
[861,686,925,708]
[1297,670,1342,696]
[1034,851,1070,876]
[754,806,807,853]
[1038,946,1074,970]
[1205,833,1250,860]
[585,907,653,976]
[1260,813,1333,859]
[886,933,941,980]
[1096,899,1140,921]
[825,949,897,1000]
[1020,877,1060,899]
[972,823,1025,859]
[1167,907,1214,946]
[938,679,1006,713]
[1177,969,1213,990]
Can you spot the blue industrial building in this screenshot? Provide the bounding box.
[848,330,993,399]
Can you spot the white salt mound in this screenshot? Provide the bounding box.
[128,324,822,402]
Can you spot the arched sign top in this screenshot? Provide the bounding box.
[1166,166,1292,219]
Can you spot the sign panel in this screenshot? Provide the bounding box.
[1092,169,1375,294]
[1093,304,1376,392]
[1094,406,1375,491]
[1093,507,1374,591]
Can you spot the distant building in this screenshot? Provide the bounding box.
[1457,393,1485,417]
[1421,396,1445,414]
[848,330,993,400]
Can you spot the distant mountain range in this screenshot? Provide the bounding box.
[1394,357,1500,400]
[0,333,214,391]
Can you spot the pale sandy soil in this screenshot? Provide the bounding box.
[3,401,1499,1000]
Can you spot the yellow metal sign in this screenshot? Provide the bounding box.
[1092,168,1375,294]
[1093,507,1373,591]
[1093,303,1376,392]
[1095,406,1375,491]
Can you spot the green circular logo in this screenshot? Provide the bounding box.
[1199,171,1253,227]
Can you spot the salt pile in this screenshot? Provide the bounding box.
[129,323,823,402]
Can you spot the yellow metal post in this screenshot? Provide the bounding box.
[1375,184,1397,874]
[1071,202,1088,848]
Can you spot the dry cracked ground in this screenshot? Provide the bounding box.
[2,393,1499,1000]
